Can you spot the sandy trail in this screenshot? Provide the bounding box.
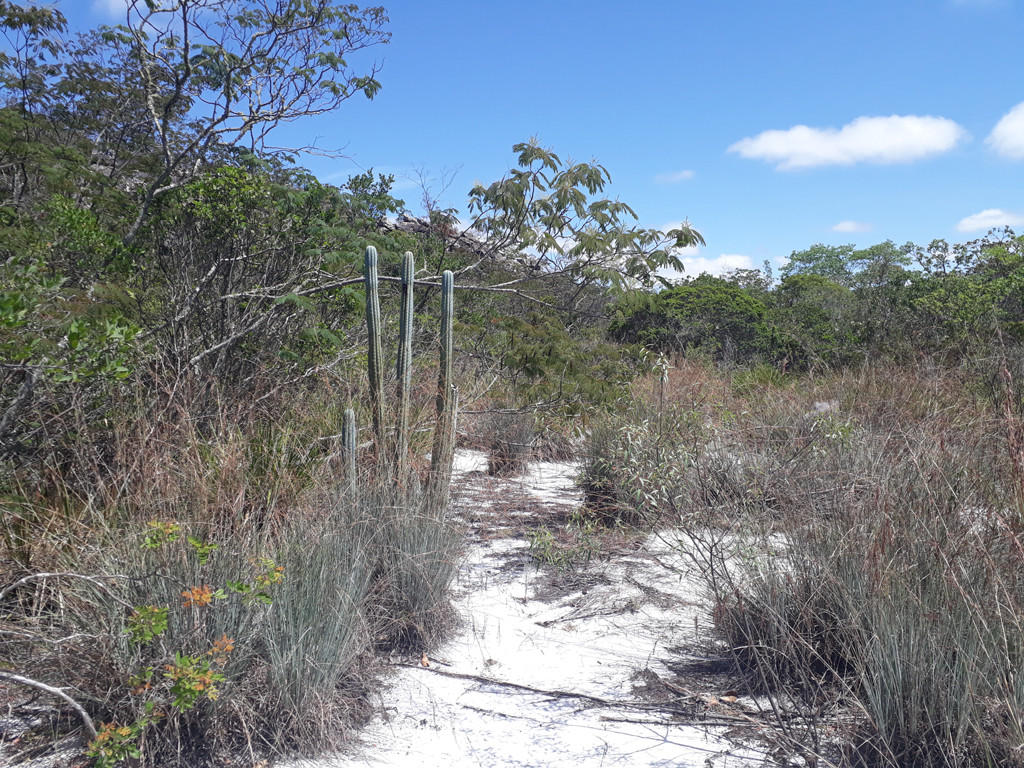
[293,451,769,768]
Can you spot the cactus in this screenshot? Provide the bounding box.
[341,407,357,493]
[364,246,384,452]
[429,270,457,510]
[395,251,415,475]
[436,270,454,419]
[354,253,457,514]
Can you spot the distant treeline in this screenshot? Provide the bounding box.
[609,235,1024,369]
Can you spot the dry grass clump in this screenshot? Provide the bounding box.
[480,411,536,477]
[582,357,1024,766]
[0,379,459,767]
[459,408,576,476]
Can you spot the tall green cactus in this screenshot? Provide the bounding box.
[341,407,357,493]
[429,270,457,509]
[364,246,384,452]
[395,251,415,475]
[354,253,457,514]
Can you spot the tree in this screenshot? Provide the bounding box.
[457,139,704,308]
[133,163,419,382]
[0,1,395,462]
[780,243,856,287]
[610,274,777,364]
[849,240,913,357]
[772,273,856,369]
[1,1,390,242]
[906,228,1024,350]
[116,0,390,242]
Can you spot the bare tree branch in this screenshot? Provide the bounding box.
[0,671,97,738]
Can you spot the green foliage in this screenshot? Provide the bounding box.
[126,606,169,645]
[772,273,857,368]
[186,536,218,566]
[907,272,999,349]
[527,508,602,572]
[580,396,703,526]
[905,229,1024,351]
[163,652,226,710]
[136,165,383,380]
[0,243,140,460]
[501,311,645,413]
[87,715,152,768]
[611,231,1024,370]
[0,207,138,376]
[611,274,779,364]
[730,363,791,394]
[342,169,406,227]
[78,520,289,765]
[781,243,857,286]
[607,291,679,349]
[661,275,777,360]
[467,138,703,294]
[141,522,181,550]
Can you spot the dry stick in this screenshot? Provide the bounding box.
[0,671,97,739]
[397,663,750,725]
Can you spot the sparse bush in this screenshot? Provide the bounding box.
[578,394,703,526]
[482,411,535,477]
[527,507,602,572]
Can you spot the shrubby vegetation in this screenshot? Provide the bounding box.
[579,360,1024,767]
[5,2,1024,767]
[0,2,697,765]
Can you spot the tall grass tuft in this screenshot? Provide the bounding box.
[482,411,535,477]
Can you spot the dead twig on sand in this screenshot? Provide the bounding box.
[395,663,754,725]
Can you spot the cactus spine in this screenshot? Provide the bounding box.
[395,251,415,475]
[364,246,384,452]
[429,270,457,509]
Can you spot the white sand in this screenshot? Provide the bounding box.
[290,451,768,768]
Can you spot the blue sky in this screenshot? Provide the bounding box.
[53,0,1024,276]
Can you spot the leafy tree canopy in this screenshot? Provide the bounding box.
[460,139,704,304]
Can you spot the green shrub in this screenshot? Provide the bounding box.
[578,396,703,526]
[610,274,782,364]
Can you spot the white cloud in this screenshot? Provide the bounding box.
[728,115,968,170]
[92,0,130,18]
[956,208,1024,232]
[831,220,872,233]
[654,169,695,184]
[986,101,1024,160]
[658,252,755,281]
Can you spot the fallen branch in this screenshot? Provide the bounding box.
[0,671,97,739]
[397,663,746,720]
[598,714,756,728]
